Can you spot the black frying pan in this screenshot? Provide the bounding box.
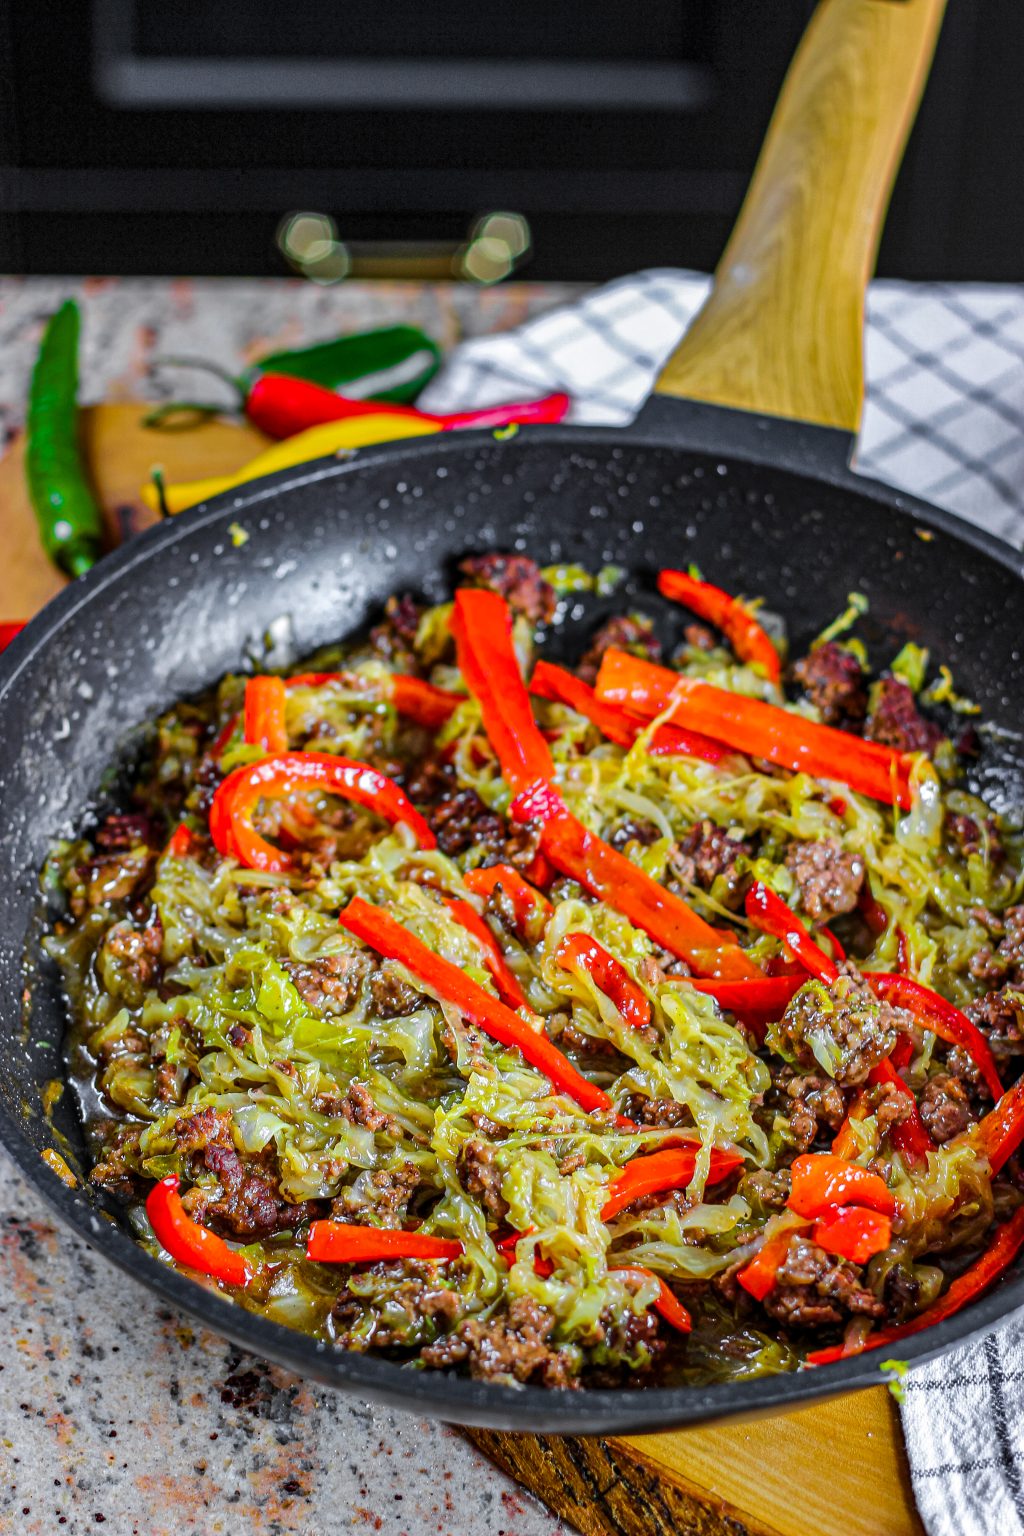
[3,0,1018,1436]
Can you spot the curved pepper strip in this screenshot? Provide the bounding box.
[866,1057,934,1165]
[511,781,760,981]
[209,752,435,872]
[787,1153,896,1219]
[450,589,554,794]
[530,659,729,766]
[307,1222,463,1264]
[965,1074,1024,1174]
[745,883,840,984]
[146,1174,252,1287]
[244,676,289,753]
[863,973,1004,1102]
[807,1205,1024,1365]
[595,649,914,809]
[812,1207,892,1265]
[164,823,193,861]
[286,671,461,732]
[600,1145,744,1222]
[442,895,528,1010]
[657,570,781,684]
[685,975,805,1038]
[463,865,552,944]
[736,1222,808,1301]
[340,897,612,1114]
[555,933,652,1032]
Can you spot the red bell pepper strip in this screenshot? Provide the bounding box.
[858,885,890,937]
[511,781,760,981]
[244,676,289,753]
[463,865,552,945]
[529,659,729,765]
[164,823,193,861]
[685,975,805,1039]
[609,1266,693,1334]
[807,1205,1024,1365]
[736,1226,805,1301]
[555,933,652,1032]
[867,1057,934,1165]
[600,1145,744,1221]
[209,752,435,872]
[146,1174,252,1287]
[340,897,612,1113]
[495,1228,554,1278]
[657,570,781,684]
[968,1075,1024,1174]
[0,621,26,653]
[306,1221,463,1264]
[812,1206,893,1265]
[863,973,1004,1102]
[442,894,528,1010]
[595,649,914,809]
[745,883,840,985]
[210,712,241,761]
[450,589,554,794]
[286,671,461,732]
[787,1153,896,1219]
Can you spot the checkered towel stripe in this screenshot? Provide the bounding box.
[422,268,1024,1536]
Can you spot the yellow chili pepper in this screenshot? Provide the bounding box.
[141,412,441,515]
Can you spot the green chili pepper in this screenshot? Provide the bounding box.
[254,325,441,403]
[26,301,105,577]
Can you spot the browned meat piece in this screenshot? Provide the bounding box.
[576,614,661,686]
[155,1060,187,1104]
[425,784,540,868]
[762,1237,885,1327]
[738,1168,792,1213]
[177,1118,323,1241]
[870,1078,914,1138]
[768,974,904,1087]
[883,1264,924,1323]
[172,1106,232,1156]
[333,1259,464,1347]
[784,838,865,921]
[792,642,867,727]
[918,1073,975,1143]
[338,1082,400,1135]
[948,813,1004,866]
[963,988,1024,1070]
[559,1020,625,1058]
[999,908,1024,970]
[70,847,155,916]
[866,677,943,755]
[457,1140,509,1223]
[283,953,371,1016]
[332,1163,425,1228]
[772,1068,846,1152]
[226,1023,251,1049]
[369,593,425,668]
[99,913,164,995]
[621,1094,692,1129]
[368,963,424,1019]
[95,811,162,850]
[684,621,717,652]
[670,820,751,909]
[90,1122,145,1200]
[458,554,556,624]
[402,750,456,806]
[594,1272,666,1371]
[420,1296,576,1387]
[608,817,661,852]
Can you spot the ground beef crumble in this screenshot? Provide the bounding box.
[762,1237,885,1327]
[457,1139,509,1223]
[458,554,556,624]
[420,1296,577,1387]
[918,1073,975,1143]
[172,1108,323,1240]
[768,973,906,1087]
[866,677,943,755]
[670,820,752,909]
[792,642,867,727]
[577,614,661,685]
[784,838,865,921]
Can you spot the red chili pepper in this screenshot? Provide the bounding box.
[969,1075,1024,1174]
[146,1174,252,1287]
[812,1206,893,1265]
[609,1266,693,1334]
[164,823,193,860]
[529,659,729,765]
[442,895,528,1010]
[209,752,435,872]
[246,372,570,439]
[745,883,839,985]
[463,865,552,945]
[736,1226,805,1301]
[510,780,760,981]
[555,933,652,1032]
[0,622,26,653]
[863,973,1004,1102]
[657,570,781,684]
[595,650,913,809]
[495,1228,554,1278]
[450,589,554,794]
[286,670,461,731]
[306,1221,463,1264]
[244,676,289,753]
[807,1205,1024,1366]
[820,927,847,964]
[340,896,612,1113]
[867,1057,934,1165]
[685,975,805,1039]
[600,1145,743,1222]
[787,1153,896,1219]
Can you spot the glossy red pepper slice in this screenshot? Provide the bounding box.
[442,895,528,1009]
[812,1206,893,1265]
[609,1266,693,1334]
[340,896,612,1114]
[807,1205,1024,1365]
[244,676,289,753]
[146,1174,252,1287]
[285,671,461,731]
[495,1228,554,1278]
[164,823,193,861]
[600,1145,744,1222]
[462,864,553,942]
[968,1074,1024,1174]
[745,883,840,985]
[307,1221,463,1264]
[866,1057,934,1165]
[209,751,435,872]
[736,1226,806,1301]
[863,973,1004,1102]
[555,933,652,1032]
[450,589,554,794]
[595,649,913,809]
[787,1153,896,1219]
[530,659,729,765]
[685,975,805,1038]
[657,570,781,684]
[511,781,760,981]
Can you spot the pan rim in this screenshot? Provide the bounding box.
[3,417,1023,1433]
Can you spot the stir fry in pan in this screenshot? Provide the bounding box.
[44,553,1024,1389]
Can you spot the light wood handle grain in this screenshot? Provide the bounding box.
[656,0,946,432]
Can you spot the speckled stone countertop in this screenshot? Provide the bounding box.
[0,276,577,1536]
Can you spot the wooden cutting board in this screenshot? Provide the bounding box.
[0,404,923,1536]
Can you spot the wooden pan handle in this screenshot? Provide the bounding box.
[655,0,946,433]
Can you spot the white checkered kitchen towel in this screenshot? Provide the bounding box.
[424,269,1024,1536]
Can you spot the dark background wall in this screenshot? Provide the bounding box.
[0,1,1018,282]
